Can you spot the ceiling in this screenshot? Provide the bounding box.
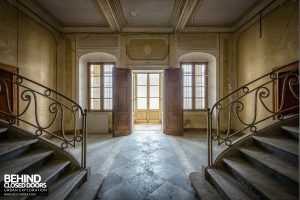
[32,0,264,32]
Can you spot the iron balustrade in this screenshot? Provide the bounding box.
[207,64,299,167]
[0,72,87,168]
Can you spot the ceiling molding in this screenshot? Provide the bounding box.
[232,0,280,31]
[107,0,127,27]
[95,0,121,32]
[122,27,174,33]
[18,0,62,30]
[169,0,187,27]
[183,26,233,33]
[89,0,109,26]
[60,26,113,33]
[174,0,200,32]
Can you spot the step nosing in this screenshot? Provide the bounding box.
[223,158,297,199]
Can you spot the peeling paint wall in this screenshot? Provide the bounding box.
[0,1,57,131]
[235,0,298,129]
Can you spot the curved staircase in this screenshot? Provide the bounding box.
[190,63,299,200]
[0,70,104,199]
[205,118,299,200]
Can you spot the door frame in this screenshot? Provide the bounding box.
[0,63,19,122]
[133,72,162,124]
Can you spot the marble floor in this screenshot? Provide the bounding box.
[51,126,224,200]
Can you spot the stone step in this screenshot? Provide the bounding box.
[0,128,8,139]
[239,146,298,192]
[72,173,105,200]
[206,168,253,200]
[223,157,298,200]
[189,172,222,200]
[35,160,70,186]
[0,139,38,163]
[253,135,298,164]
[0,150,53,184]
[39,170,87,200]
[281,126,299,139]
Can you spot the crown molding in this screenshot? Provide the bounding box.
[174,0,199,32]
[95,0,121,32]
[61,26,113,33]
[122,27,174,33]
[5,0,290,35]
[183,26,233,33]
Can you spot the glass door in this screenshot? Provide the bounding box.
[134,73,161,124]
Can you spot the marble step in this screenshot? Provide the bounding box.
[189,171,222,200]
[35,160,71,186]
[281,126,299,139]
[253,135,298,164]
[39,170,87,200]
[0,150,53,184]
[72,173,105,200]
[206,168,253,200]
[223,157,297,200]
[0,139,38,163]
[239,146,298,190]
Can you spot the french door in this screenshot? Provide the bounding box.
[134,73,161,124]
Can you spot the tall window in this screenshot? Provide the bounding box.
[182,63,208,110]
[88,63,114,111]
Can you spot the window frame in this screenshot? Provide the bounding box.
[87,62,115,112]
[181,62,208,111]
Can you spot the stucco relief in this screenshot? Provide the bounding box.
[126,39,168,60]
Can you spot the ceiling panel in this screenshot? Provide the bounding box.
[190,0,258,26]
[36,0,106,26]
[120,0,175,26]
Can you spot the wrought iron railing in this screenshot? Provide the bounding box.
[207,63,299,167]
[0,72,87,168]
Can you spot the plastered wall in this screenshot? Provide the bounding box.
[234,0,298,129]
[0,1,58,131]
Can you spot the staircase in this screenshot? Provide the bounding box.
[0,121,104,199]
[205,117,299,200]
[190,63,299,200]
[0,70,105,199]
[0,121,104,200]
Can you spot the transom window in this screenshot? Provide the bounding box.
[88,63,114,111]
[182,63,208,110]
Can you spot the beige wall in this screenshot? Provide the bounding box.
[0,1,58,131]
[5,0,290,133]
[234,0,298,130]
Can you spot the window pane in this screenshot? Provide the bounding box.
[137,74,147,85]
[150,86,159,97]
[183,75,192,86]
[91,99,100,110]
[91,76,100,87]
[103,64,113,75]
[149,98,159,109]
[104,87,112,98]
[195,87,205,98]
[137,86,147,97]
[104,99,112,110]
[149,74,159,85]
[195,75,206,87]
[91,88,100,98]
[90,65,100,76]
[195,98,205,109]
[182,64,192,75]
[195,64,205,75]
[183,87,192,98]
[137,98,147,109]
[104,76,112,87]
[183,98,192,109]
